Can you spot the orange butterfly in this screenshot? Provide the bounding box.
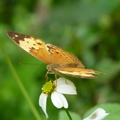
[6,31,101,78]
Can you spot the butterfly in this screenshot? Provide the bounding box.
[6,30,101,78]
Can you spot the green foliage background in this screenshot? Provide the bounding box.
[0,0,120,120]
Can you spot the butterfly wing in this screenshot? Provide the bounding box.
[54,67,101,78]
[7,31,102,78]
[46,44,85,68]
[6,31,51,64]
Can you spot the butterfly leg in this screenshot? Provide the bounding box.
[45,71,50,81]
[45,70,55,81]
[55,73,58,79]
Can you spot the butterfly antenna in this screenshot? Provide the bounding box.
[19,62,42,65]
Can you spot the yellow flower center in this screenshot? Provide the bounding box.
[42,81,56,94]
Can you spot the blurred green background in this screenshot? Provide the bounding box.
[0,0,120,120]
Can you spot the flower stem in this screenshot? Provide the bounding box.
[0,40,42,120]
[64,109,73,120]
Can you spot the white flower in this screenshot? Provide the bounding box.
[39,77,77,118]
[83,108,110,120]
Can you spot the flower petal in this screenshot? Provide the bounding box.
[54,77,77,94]
[55,77,75,87]
[83,108,110,120]
[39,93,48,118]
[56,84,77,94]
[51,91,68,108]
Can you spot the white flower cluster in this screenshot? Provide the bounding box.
[39,77,77,118]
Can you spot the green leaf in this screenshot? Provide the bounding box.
[58,110,81,120]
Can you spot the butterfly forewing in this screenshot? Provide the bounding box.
[6,31,51,64]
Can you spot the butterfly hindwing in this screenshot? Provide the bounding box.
[54,67,101,78]
[46,44,85,68]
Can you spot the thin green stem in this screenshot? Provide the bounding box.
[0,40,42,120]
[64,108,73,120]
